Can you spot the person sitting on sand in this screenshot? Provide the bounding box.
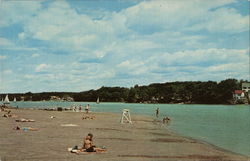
[68,133,106,154]
[3,113,8,117]
[3,110,11,117]
[2,111,17,118]
[82,133,106,152]
[83,134,95,152]
[13,126,38,131]
[163,116,171,124]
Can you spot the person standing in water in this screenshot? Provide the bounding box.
[85,104,90,114]
[156,108,159,117]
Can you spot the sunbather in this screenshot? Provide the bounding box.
[82,133,106,152]
[13,126,38,131]
[3,113,18,118]
[15,118,35,122]
[69,133,106,154]
[82,115,95,120]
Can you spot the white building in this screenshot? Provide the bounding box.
[233,90,244,100]
[242,82,250,93]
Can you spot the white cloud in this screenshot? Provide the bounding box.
[0,55,7,60]
[0,37,13,46]
[0,37,39,52]
[117,60,131,68]
[189,8,249,33]
[120,0,247,33]
[151,48,249,67]
[24,74,35,79]
[31,53,40,58]
[35,64,50,72]
[0,0,249,92]
[0,1,41,27]
[3,69,12,74]
[20,1,116,56]
[17,0,248,63]
[18,32,26,40]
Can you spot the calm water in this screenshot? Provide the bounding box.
[6,101,250,156]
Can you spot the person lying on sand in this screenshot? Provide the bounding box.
[15,118,35,122]
[13,126,39,131]
[82,115,95,120]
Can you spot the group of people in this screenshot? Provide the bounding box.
[1,107,37,131]
[2,110,16,118]
[71,104,90,113]
[155,108,171,124]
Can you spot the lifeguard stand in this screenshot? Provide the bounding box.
[120,109,132,124]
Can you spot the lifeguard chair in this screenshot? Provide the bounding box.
[120,109,132,124]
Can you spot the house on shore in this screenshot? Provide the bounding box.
[50,96,61,101]
[233,90,245,101]
[233,82,250,104]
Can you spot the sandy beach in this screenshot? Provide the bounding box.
[0,108,249,161]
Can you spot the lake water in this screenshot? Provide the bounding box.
[6,101,250,157]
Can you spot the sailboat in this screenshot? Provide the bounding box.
[4,95,10,104]
[96,97,100,104]
[13,97,17,102]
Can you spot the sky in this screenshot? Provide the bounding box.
[0,0,249,93]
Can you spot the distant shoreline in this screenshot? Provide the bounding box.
[3,100,249,106]
[1,79,249,105]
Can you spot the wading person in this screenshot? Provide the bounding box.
[156,108,159,118]
[85,104,90,114]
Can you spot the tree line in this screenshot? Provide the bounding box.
[0,79,247,104]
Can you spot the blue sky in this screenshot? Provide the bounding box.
[0,0,249,93]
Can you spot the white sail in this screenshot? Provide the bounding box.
[14,97,17,102]
[4,95,10,103]
[96,97,100,104]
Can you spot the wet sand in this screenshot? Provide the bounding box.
[0,108,249,161]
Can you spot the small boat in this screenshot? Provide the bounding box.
[96,97,100,104]
[13,97,17,102]
[4,95,10,104]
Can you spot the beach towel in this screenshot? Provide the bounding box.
[61,124,78,127]
[68,147,107,154]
